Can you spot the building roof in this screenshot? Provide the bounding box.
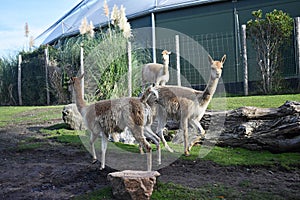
[36,0,223,45]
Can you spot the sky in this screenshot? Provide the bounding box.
[0,0,82,58]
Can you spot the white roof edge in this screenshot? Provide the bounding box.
[40,0,227,45]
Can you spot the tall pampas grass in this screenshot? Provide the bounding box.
[24,22,29,38]
[29,36,34,51]
[103,0,109,17]
[79,17,95,38]
[109,4,132,39]
[60,3,143,101]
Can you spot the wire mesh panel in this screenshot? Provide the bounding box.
[152,30,297,95]
[126,27,297,97]
[154,32,236,92]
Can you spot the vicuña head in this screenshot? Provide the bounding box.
[208,54,226,79]
[161,50,171,63]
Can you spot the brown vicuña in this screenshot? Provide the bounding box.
[154,54,226,156]
[70,74,161,171]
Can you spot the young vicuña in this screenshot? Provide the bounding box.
[142,50,171,91]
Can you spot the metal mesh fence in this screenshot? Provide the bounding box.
[150,30,298,95]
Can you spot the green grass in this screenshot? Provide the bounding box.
[72,180,283,200]
[0,106,63,127]
[16,142,44,151]
[14,137,45,152]
[1,93,299,127]
[210,93,300,110]
[40,123,84,145]
[73,187,114,200]
[151,181,284,200]
[173,145,300,169]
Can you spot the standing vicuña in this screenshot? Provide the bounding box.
[154,54,226,156]
[70,74,160,171]
[142,50,171,91]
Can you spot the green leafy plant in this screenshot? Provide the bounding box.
[247,9,293,94]
[0,56,18,105]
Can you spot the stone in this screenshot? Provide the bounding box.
[62,104,86,130]
[110,128,136,144]
[107,170,160,200]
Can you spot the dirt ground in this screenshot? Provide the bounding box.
[0,120,299,200]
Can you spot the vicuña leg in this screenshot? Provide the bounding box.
[189,119,206,137]
[144,125,161,165]
[131,125,152,171]
[188,119,206,152]
[100,134,108,170]
[90,132,99,163]
[181,117,190,156]
[156,111,174,153]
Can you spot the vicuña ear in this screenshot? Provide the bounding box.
[149,86,159,99]
[162,50,171,55]
[70,77,75,84]
[208,55,213,65]
[221,54,226,64]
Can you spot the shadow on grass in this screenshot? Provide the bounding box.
[27,123,85,146]
[43,123,70,130]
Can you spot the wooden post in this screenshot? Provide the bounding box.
[175,35,181,86]
[151,12,157,63]
[18,54,22,105]
[241,24,248,96]
[44,47,50,105]
[127,41,132,97]
[80,43,84,98]
[295,17,300,91]
[233,0,241,83]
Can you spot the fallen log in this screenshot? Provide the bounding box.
[169,101,300,153]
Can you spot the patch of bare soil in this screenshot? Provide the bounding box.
[0,121,299,199]
[0,123,115,199]
[159,160,300,199]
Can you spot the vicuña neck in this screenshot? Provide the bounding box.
[140,89,151,103]
[163,60,169,74]
[199,75,219,106]
[73,84,86,115]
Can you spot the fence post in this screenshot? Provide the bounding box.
[295,17,300,91]
[233,0,241,83]
[127,41,132,97]
[80,43,84,98]
[175,35,181,86]
[18,54,22,105]
[44,46,50,105]
[151,12,157,63]
[241,24,248,96]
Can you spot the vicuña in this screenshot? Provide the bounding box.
[142,50,171,91]
[154,54,226,156]
[70,74,160,171]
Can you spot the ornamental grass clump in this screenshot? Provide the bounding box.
[81,2,145,101]
[79,17,95,38]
